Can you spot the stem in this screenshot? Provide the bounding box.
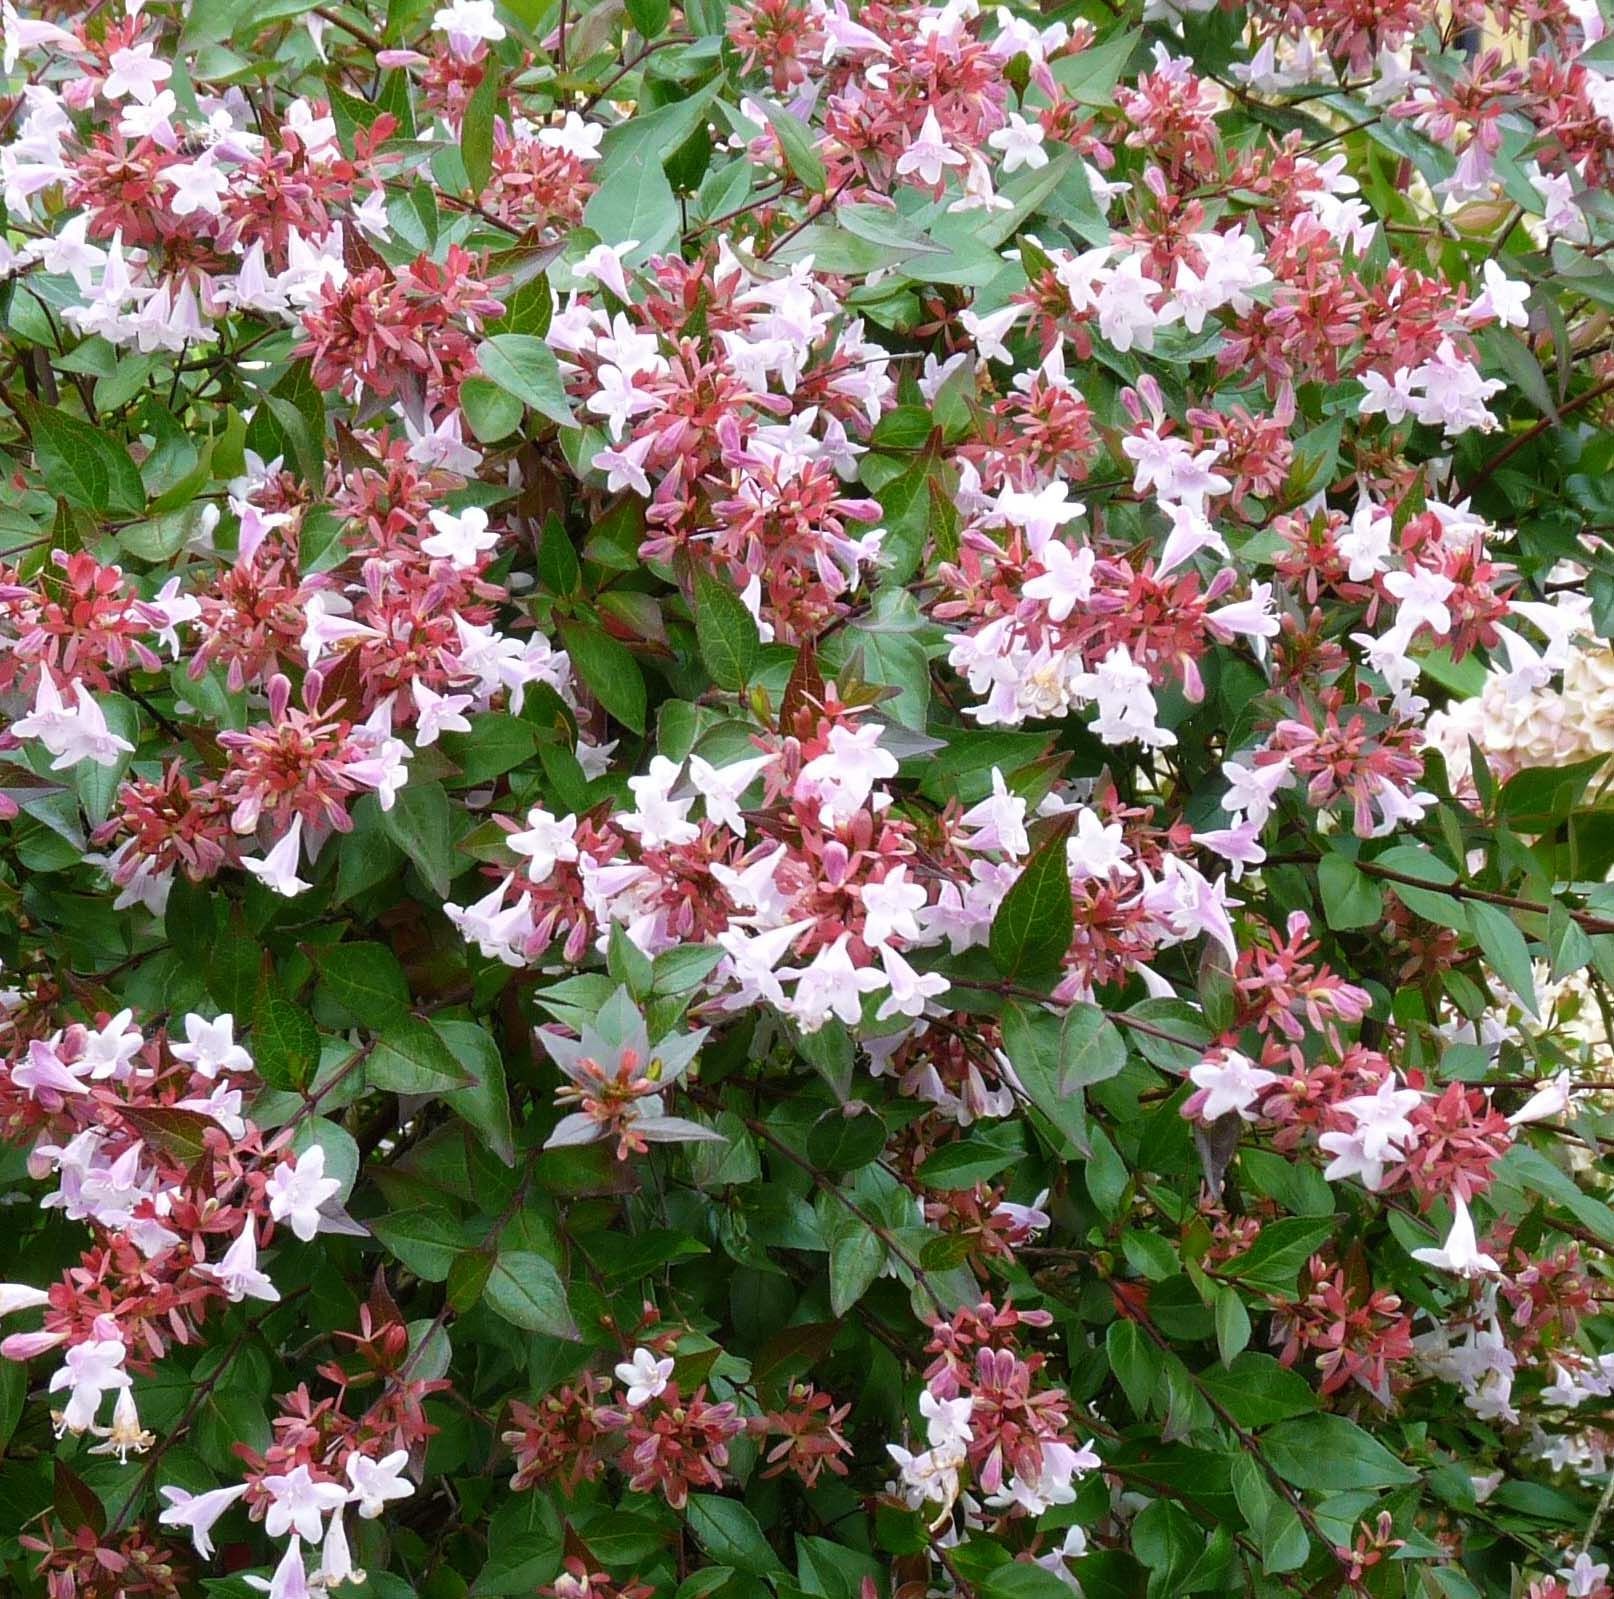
[1462,375,1614,496]
[311,5,387,51]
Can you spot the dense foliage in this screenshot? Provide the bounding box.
[4,0,1614,1596]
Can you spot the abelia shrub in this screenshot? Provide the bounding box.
[1,0,1614,1597]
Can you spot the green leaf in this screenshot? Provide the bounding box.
[827,1218,885,1315]
[1197,1353,1318,1427]
[1371,845,1466,928]
[436,1018,517,1165]
[477,335,576,428]
[1318,853,1383,932]
[485,1250,579,1339]
[1213,1286,1251,1366]
[1218,1217,1335,1295]
[989,823,1073,980]
[573,1508,667,1565]
[559,621,647,733]
[539,515,582,597]
[1133,1498,1203,1595]
[1106,1319,1161,1416]
[1000,1002,1087,1155]
[983,1564,1077,1599]
[370,1015,475,1094]
[917,1136,1023,1190]
[17,397,145,515]
[460,376,525,442]
[1046,24,1139,105]
[758,101,827,193]
[461,59,499,196]
[806,1108,887,1173]
[0,1358,25,1451]
[1060,1002,1126,1088]
[583,154,681,263]
[380,778,456,898]
[372,1207,464,1282]
[693,564,761,689]
[441,714,540,788]
[1467,900,1539,1017]
[474,1492,564,1596]
[251,986,320,1092]
[685,1494,784,1575]
[308,941,411,1027]
[625,0,670,33]
[1262,1414,1418,1491]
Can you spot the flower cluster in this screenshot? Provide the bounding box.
[3,0,1614,1595]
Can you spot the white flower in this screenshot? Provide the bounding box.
[410,680,475,746]
[593,434,654,496]
[87,1387,154,1465]
[265,1145,342,1242]
[171,1013,253,1078]
[82,1009,144,1080]
[0,1283,51,1317]
[920,1389,974,1447]
[1507,1069,1575,1127]
[422,505,497,569]
[320,1512,361,1587]
[243,815,312,898]
[798,724,898,821]
[1189,1050,1277,1121]
[615,1347,675,1407]
[346,1449,414,1518]
[619,756,699,847]
[158,1482,249,1559]
[1337,499,1392,582]
[198,1225,280,1303]
[715,919,814,1010]
[1411,1194,1500,1279]
[13,674,133,770]
[299,592,381,669]
[507,807,580,884]
[988,479,1084,552]
[1463,259,1530,330]
[1079,646,1175,750]
[445,876,535,966]
[1023,540,1095,622]
[1560,1554,1612,1599]
[959,303,1025,364]
[249,1537,312,1599]
[876,945,950,1020]
[861,865,927,949]
[958,769,1030,858]
[263,1463,349,1542]
[987,112,1047,173]
[688,753,774,836]
[164,157,229,217]
[103,42,172,101]
[432,0,506,54]
[1381,566,1455,642]
[1065,808,1130,880]
[782,934,888,1031]
[49,1335,131,1433]
[576,240,639,301]
[895,109,965,187]
[538,111,604,161]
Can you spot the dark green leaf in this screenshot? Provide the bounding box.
[17,397,144,515]
[559,621,647,733]
[989,823,1073,980]
[693,564,761,690]
[485,1250,579,1339]
[307,941,411,1027]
